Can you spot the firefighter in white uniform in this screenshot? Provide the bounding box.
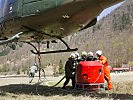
[29,63,38,83]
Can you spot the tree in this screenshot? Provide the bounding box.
[2,64,8,72]
[17,68,20,75]
[53,65,58,77]
[22,65,28,74]
[58,60,64,74]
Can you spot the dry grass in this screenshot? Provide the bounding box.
[0,72,133,100]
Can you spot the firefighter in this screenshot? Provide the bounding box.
[29,63,38,83]
[75,52,81,63]
[62,53,76,89]
[80,51,87,61]
[86,52,97,61]
[75,52,80,60]
[96,50,112,90]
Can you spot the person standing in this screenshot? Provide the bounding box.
[29,63,38,83]
[80,51,87,61]
[62,53,76,89]
[86,52,97,61]
[96,50,112,90]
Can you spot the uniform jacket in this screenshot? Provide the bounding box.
[65,58,75,78]
[86,56,97,61]
[99,55,111,79]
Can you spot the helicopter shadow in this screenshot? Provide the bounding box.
[0,84,133,100]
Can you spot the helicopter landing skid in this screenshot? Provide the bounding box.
[23,26,78,55]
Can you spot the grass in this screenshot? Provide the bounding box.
[0,72,133,100]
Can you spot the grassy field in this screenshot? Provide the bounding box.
[0,72,133,100]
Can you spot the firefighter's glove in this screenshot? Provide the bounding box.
[72,72,75,75]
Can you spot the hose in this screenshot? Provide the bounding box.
[35,75,65,95]
[53,76,66,87]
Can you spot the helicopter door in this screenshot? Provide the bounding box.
[22,0,46,16]
[22,0,60,17]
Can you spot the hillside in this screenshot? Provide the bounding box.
[68,0,133,66]
[0,0,133,75]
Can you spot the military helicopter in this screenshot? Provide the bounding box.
[0,0,124,54]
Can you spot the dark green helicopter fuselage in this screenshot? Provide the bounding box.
[0,0,124,42]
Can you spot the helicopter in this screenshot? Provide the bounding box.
[0,0,124,54]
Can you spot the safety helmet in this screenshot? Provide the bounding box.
[96,50,102,56]
[70,53,75,59]
[75,52,79,58]
[34,63,37,66]
[88,52,93,56]
[81,51,87,56]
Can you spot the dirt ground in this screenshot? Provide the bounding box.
[0,72,133,100]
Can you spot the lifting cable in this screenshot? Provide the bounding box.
[36,42,45,82]
[35,42,46,95]
[34,42,65,95]
[27,42,64,95]
[37,42,41,81]
[34,43,37,65]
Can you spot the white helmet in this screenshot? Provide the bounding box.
[96,50,102,56]
[81,51,87,56]
[34,63,37,66]
[88,52,93,56]
[70,53,75,58]
[75,52,79,57]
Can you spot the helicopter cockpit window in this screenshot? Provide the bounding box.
[0,0,4,21]
[9,4,13,14]
[5,0,18,18]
